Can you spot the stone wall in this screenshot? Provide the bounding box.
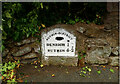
[2,2,119,66]
[2,22,118,66]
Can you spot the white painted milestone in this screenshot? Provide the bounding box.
[42,28,76,56]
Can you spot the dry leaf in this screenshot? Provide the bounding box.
[52,74,55,77]
[40,64,44,68]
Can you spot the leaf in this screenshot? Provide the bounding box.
[81,20,84,23]
[66,71,69,74]
[85,66,88,69]
[7,20,11,28]
[0,25,2,30]
[11,78,16,82]
[82,67,85,70]
[75,18,79,22]
[17,60,20,64]
[40,64,44,68]
[69,20,75,24]
[17,64,20,68]
[7,80,11,82]
[2,45,5,52]
[26,33,30,38]
[4,63,8,67]
[110,69,114,73]
[86,20,90,24]
[0,76,2,79]
[7,66,12,70]
[52,74,55,77]
[40,3,43,9]
[14,32,19,41]
[18,79,23,82]
[35,66,37,68]
[83,71,86,74]
[6,12,12,18]
[3,74,7,77]
[97,70,101,74]
[8,61,12,65]
[41,24,45,28]
[88,68,91,72]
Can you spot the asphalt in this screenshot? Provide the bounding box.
[15,64,119,83]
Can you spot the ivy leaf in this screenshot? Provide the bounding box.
[7,80,11,82]
[7,20,11,28]
[86,20,90,24]
[69,20,75,24]
[75,18,79,22]
[7,66,12,70]
[14,32,19,41]
[8,61,11,65]
[40,3,43,9]
[17,60,20,64]
[3,74,7,77]
[2,45,5,52]
[81,20,84,23]
[26,33,30,38]
[6,12,12,18]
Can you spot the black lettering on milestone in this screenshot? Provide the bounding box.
[62,50,65,52]
[62,44,65,46]
[58,44,60,46]
[58,32,61,34]
[53,44,55,46]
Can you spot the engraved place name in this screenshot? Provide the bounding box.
[48,49,65,52]
[46,43,65,46]
[47,48,73,53]
[46,32,72,40]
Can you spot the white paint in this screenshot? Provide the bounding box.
[42,28,76,56]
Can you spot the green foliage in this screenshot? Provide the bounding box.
[1,60,20,83]
[79,66,92,78]
[2,2,107,44]
[78,51,86,60]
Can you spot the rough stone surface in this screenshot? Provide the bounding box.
[33,44,40,53]
[109,57,119,66]
[14,57,21,60]
[85,38,111,64]
[42,56,78,66]
[15,37,37,46]
[21,58,38,64]
[76,26,86,34]
[111,46,119,56]
[12,47,31,57]
[2,49,9,57]
[107,2,118,12]
[22,53,38,59]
